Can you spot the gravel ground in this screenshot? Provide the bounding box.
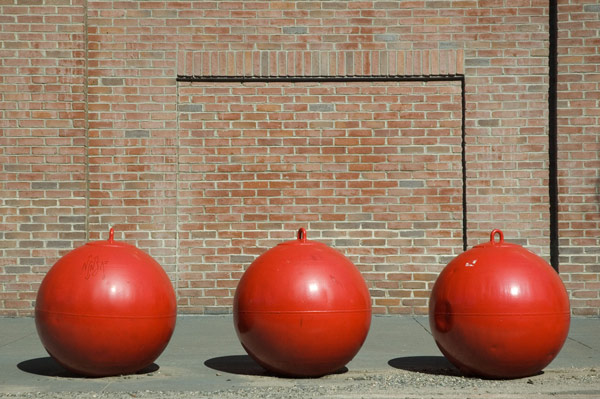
[1,367,598,399]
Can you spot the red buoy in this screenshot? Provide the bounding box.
[234,228,372,377]
[35,228,177,377]
[429,229,570,379]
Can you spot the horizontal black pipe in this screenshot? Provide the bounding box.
[176,74,465,83]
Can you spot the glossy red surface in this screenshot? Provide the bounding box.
[35,228,177,377]
[234,228,372,377]
[429,229,571,379]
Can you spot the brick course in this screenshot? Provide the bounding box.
[0,0,598,316]
[178,49,464,77]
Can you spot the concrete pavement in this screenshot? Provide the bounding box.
[0,316,598,394]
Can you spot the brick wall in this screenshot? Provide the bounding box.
[557,1,600,316]
[177,80,463,314]
[464,3,551,253]
[0,0,598,316]
[0,0,87,315]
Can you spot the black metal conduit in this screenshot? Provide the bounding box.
[177,74,469,251]
[549,0,559,272]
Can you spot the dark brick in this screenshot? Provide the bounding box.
[19,224,44,232]
[19,258,45,266]
[283,27,307,34]
[583,4,600,12]
[178,104,203,112]
[126,129,150,138]
[309,103,334,112]
[31,182,58,190]
[478,119,500,127]
[47,241,72,248]
[465,58,490,67]
[102,78,124,86]
[398,180,424,188]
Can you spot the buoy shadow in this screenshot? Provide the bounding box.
[388,356,545,380]
[388,356,461,376]
[204,355,348,378]
[17,357,159,378]
[204,355,270,376]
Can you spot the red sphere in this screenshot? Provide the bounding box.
[234,228,372,377]
[35,228,177,377]
[429,229,570,379]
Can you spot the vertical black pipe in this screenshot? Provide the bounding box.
[548,0,559,271]
[84,0,90,241]
[461,76,467,252]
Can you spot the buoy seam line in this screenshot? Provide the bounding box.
[176,73,468,252]
[35,311,177,319]
[432,312,570,316]
[235,309,372,314]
